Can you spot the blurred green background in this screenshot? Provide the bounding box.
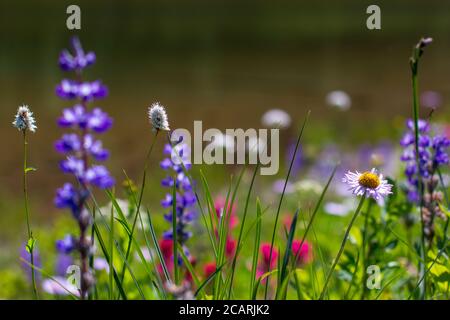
[1,0,450,287]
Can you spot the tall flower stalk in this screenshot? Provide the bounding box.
[159,137,196,283]
[408,37,433,299]
[54,37,114,299]
[13,105,38,298]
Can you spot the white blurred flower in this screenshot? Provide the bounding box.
[272,179,295,194]
[42,276,79,296]
[209,133,235,153]
[324,201,353,217]
[294,179,323,195]
[326,90,351,111]
[94,258,110,273]
[261,109,291,129]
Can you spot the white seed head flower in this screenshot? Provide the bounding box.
[148,102,170,132]
[342,168,393,201]
[13,105,37,133]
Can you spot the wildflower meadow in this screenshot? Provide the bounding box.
[1,2,450,308]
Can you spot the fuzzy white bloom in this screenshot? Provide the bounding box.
[326,90,351,111]
[261,109,291,129]
[343,168,393,201]
[13,105,37,133]
[148,102,170,132]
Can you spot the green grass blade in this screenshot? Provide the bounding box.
[265,110,310,299]
[249,197,262,299]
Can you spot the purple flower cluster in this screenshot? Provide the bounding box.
[400,119,449,202]
[55,235,75,276]
[400,119,449,242]
[54,37,114,298]
[160,141,196,244]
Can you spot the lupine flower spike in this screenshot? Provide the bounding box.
[54,36,115,299]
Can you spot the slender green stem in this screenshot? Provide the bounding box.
[227,163,259,299]
[411,58,427,300]
[118,130,159,287]
[264,111,310,299]
[360,199,374,299]
[319,195,366,299]
[23,131,38,299]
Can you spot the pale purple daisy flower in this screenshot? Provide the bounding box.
[342,168,392,201]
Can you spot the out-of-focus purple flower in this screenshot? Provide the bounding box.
[400,118,449,202]
[286,139,302,177]
[85,165,115,189]
[54,37,115,298]
[56,79,108,101]
[59,36,96,72]
[58,105,87,128]
[160,140,196,246]
[86,108,113,133]
[56,234,76,254]
[84,135,109,161]
[60,156,85,178]
[421,91,442,110]
[272,179,295,194]
[55,133,81,154]
[54,183,82,216]
[56,254,74,277]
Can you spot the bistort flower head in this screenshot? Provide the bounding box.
[343,168,393,201]
[13,105,37,133]
[148,102,170,132]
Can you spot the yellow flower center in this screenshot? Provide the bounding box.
[358,172,380,189]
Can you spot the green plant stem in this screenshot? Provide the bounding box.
[264,111,310,299]
[118,130,159,288]
[411,60,427,300]
[360,199,374,299]
[23,131,38,299]
[319,195,366,300]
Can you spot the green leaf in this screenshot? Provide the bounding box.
[26,238,36,253]
[25,167,37,173]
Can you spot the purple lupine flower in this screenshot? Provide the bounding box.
[400,118,449,200]
[160,138,196,247]
[56,254,74,277]
[59,37,96,71]
[400,118,449,242]
[56,80,108,101]
[54,36,115,299]
[56,234,76,254]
